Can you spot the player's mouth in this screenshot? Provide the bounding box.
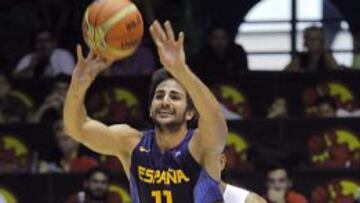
[156,109,175,117]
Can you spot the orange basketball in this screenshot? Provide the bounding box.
[82,0,144,60]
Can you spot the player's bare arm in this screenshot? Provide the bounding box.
[149,20,228,179]
[63,45,141,168]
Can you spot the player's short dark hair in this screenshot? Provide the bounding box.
[148,68,195,112]
[316,96,337,109]
[84,166,111,182]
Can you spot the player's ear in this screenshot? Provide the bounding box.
[220,153,227,171]
[186,108,197,121]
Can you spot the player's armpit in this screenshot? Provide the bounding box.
[188,128,227,181]
[73,120,141,156]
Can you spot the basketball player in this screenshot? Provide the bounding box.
[64,20,227,203]
[219,154,266,203]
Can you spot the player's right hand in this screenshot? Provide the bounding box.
[71,45,114,90]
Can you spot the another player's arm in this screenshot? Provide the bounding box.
[245,193,268,203]
[149,21,227,177]
[63,46,141,156]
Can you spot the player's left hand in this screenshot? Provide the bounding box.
[149,20,186,73]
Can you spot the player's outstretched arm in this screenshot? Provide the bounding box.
[63,45,140,156]
[149,20,227,175]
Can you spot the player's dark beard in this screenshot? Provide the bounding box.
[152,110,187,134]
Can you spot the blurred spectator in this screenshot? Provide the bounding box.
[105,44,156,76]
[30,80,69,123]
[264,167,308,203]
[65,167,123,203]
[219,153,266,203]
[134,0,203,55]
[211,84,251,120]
[86,87,144,124]
[337,108,360,117]
[36,0,72,46]
[0,135,30,173]
[302,81,360,117]
[315,96,337,117]
[352,28,360,69]
[0,1,39,74]
[220,103,242,120]
[191,26,248,76]
[223,132,252,170]
[285,26,338,72]
[0,73,34,123]
[99,155,124,173]
[308,127,360,168]
[39,120,98,173]
[13,28,75,78]
[315,96,360,118]
[267,97,288,119]
[86,91,109,122]
[312,178,360,203]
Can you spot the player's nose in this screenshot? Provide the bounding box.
[160,95,171,107]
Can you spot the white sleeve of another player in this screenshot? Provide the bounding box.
[223,184,250,203]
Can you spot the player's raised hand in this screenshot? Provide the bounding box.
[150,20,186,74]
[72,45,114,90]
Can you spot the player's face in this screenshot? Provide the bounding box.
[86,172,109,200]
[267,169,290,191]
[150,79,191,130]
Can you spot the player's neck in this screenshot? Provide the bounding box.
[155,124,188,153]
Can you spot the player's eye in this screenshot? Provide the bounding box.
[155,94,164,100]
[170,95,180,100]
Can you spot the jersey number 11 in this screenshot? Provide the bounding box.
[151,190,173,203]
